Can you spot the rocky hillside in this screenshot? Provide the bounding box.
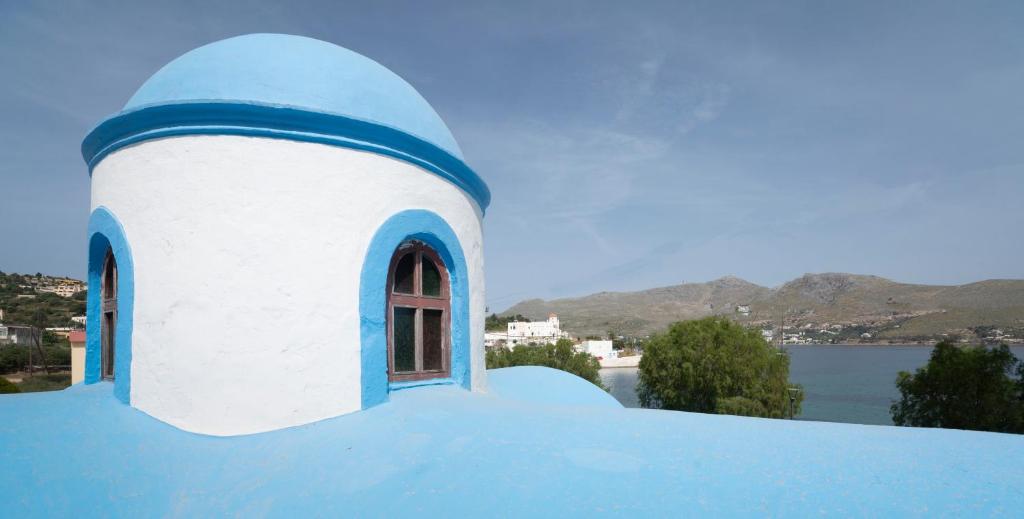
[502,274,1024,342]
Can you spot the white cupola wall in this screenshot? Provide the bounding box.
[81,34,489,436]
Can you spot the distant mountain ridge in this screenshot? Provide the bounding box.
[502,273,1024,341]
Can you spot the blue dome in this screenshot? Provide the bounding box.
[82,34,490,211]
[126,34,463,159]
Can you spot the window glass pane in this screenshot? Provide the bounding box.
[393,307,416,372]
[393,253,415,294]
[103,312,115,379]
[423,309,443,371]
[103,251,116,298]
[422,257,442,296]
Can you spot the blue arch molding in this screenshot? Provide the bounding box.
[359,210,472,409]
[85,207,135,404]
[80,101,491,212]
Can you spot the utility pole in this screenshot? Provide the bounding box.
[31,310,51,375]
[27,327,32,376]
[787,387,801,419]
[33,326,50,374]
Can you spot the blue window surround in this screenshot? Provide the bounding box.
[85,207,135,404]
[359,210,471,409]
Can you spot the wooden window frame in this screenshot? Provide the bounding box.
[101,248,118,381]
[386,241,451,382]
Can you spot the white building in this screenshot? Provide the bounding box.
[4,326,35,345]
[78,34,490,436]
[484,332,508,348]
[53,284,83,297]
[576,339,616,360]
[507,314,569,347]
[36,280,85,297]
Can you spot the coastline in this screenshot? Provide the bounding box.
[788,341,1024,346]
[789,342,938,347]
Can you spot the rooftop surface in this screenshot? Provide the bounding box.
[2,366,1022,516]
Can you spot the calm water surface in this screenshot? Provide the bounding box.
[599,344,1024,425]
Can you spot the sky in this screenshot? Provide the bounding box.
[0,0,1022,311]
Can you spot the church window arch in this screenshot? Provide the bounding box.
[387,241,451,381]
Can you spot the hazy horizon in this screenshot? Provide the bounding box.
[1,1,1022,312]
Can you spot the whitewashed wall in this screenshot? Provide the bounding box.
[90,135,486,436]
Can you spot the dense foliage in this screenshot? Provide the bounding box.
[0,345,72,374]
[485,313,530,331]
[0,345,29,374]
[0,376,20,394]
[486,339,605,389]
[891,341,1024,433]
[636,317,803,418]
[0,329,72,374]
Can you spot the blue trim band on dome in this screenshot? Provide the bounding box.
[81,101,491,212]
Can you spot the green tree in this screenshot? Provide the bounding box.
[636,317,802,418]
[891,341,1024,433]
[486,338,605,389]
[44,345,71,367]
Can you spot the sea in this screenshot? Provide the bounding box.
[599,344,1024,425]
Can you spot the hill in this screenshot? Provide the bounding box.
[0,272,86,328]
[502,274,1024,342]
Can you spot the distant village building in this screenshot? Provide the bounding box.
[736,305,751,316]
[34,279,85,297]
[483,332,507,348]
[507,314,569,347]
[576,339,616,360]
[4,325,37,345]
[69,331,86,385]
[45,327,74,339]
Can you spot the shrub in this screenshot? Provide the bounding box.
[636,317,802,418]
[0,345,28,374]
[44,346,71,367]
[16,373,70,393]
[486,339,605,389]
[891,341,1024,433]
[0,376,20,394]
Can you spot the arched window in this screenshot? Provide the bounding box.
[101,248,117,380]
[387,241,450,382]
